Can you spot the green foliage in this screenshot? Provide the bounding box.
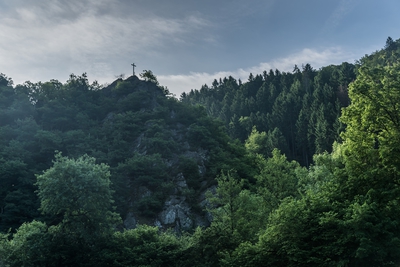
[232,190,267,242]
[1,152,123,266]
[113,80,132,96]
[255,149,302,213]
[140,69,171,96]
[36,153,119,235]
[182,62,354,166]
[200,171,268,265]
[140,70,159,85]
[1,221,191,267]
[115,148,206,217]
[97,225,185,267]
[0,189,39,232]
[245,126,268,155]
[227,151,346,266]
[245,126,288,158]
[234,38,400,266]
[1,71,255,233]
[206,171,244,233]
[200,171,246,264]
[336,52,400,265]
[0,220,49,267]
[179,156,201,189]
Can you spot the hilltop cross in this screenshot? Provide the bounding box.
[131,63,136,76]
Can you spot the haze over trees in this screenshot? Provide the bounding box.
[1,37,400,266]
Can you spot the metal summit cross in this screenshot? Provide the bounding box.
[131,63,136,76]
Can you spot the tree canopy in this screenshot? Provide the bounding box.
[36,153,119,232]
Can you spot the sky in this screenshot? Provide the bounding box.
[1,0,400,96]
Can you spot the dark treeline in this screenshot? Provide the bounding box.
[181,61,355,166]
[1,37,400,266]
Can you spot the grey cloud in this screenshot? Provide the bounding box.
[0,0,216,84]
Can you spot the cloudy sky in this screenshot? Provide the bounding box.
[1,0,400,96]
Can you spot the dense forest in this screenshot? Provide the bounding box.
[181,60,354,166]
[1,37,400,266]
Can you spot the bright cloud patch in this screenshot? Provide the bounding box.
[159,47,357,97]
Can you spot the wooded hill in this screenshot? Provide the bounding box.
[1,37,400,266]
[0,73,254,233]
[181,61,354,166]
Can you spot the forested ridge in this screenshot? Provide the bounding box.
[1,37,400,266]
[181,60,354,166]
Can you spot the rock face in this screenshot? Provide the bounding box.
[160,196,193,229]
[123,163,212,232]
[124,212,137,229]
[157,173,210,231]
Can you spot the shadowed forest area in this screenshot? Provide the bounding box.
[1,37,400,266]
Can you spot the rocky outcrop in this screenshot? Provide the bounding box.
[123,167,212,232]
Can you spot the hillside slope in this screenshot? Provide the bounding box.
[0,74,254,232]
